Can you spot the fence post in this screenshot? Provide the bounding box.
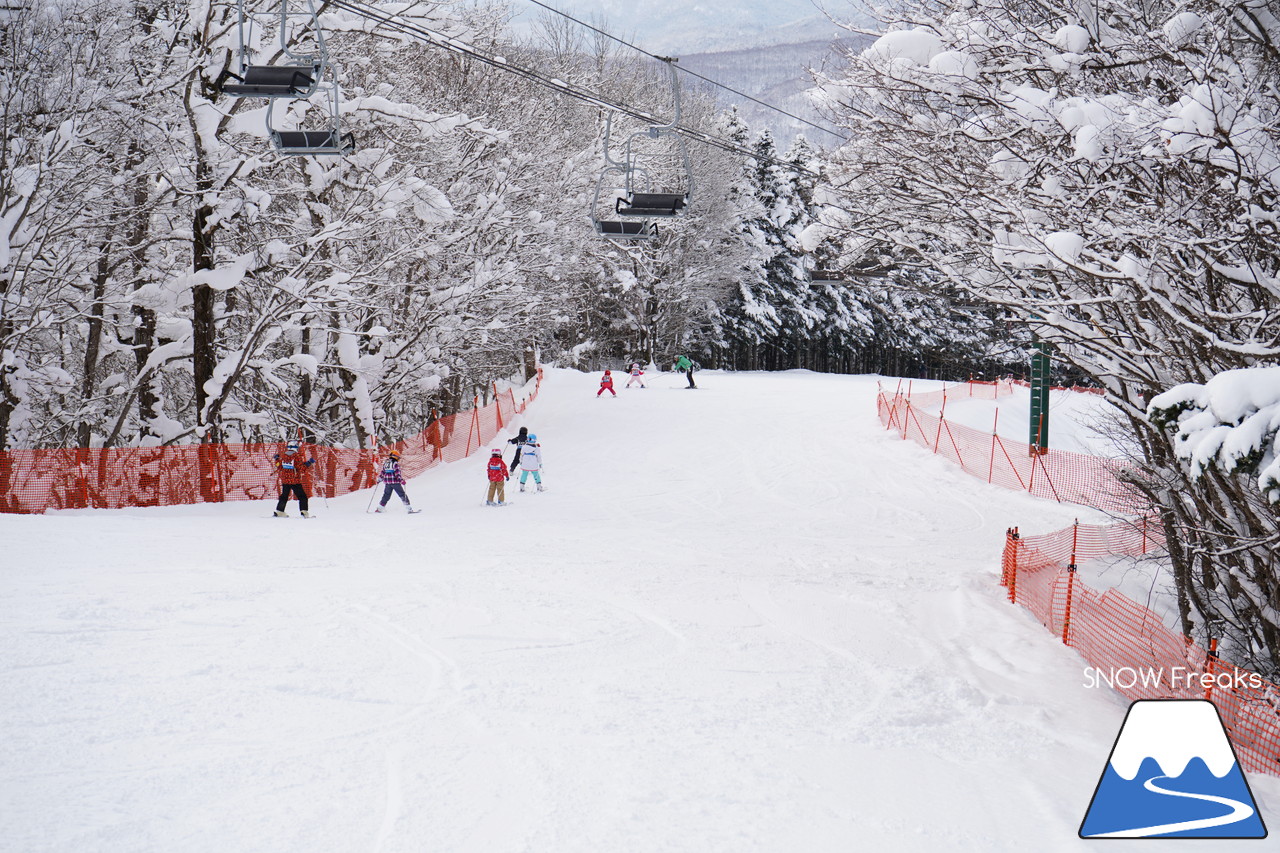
[988,410,999,483]
[1141,516,1149,555]
[930,391,949,453]
[1062,562,1077,646]
[1002,527,1020,603]
[1205,638,1218,702]
[493,381,504,431]
[467,398,480,456]
[1027,437,1037,495]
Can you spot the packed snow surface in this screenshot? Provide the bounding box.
[3,368,1278,851]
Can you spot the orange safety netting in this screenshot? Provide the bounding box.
[876,378,1146,515]
[0,369,542,514]
[882,379,1280,775]
[1003,523,1280,777]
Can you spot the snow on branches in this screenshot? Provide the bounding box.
[1151,367,1280,503]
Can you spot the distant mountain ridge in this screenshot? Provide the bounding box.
[509,0,870,54]
[505,0,872,144]
[681,37,868,147]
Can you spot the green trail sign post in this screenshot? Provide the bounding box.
[1030,335,1050,454]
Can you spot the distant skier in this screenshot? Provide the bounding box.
[673,354,697,389]
[597,369,616,397]
[507,426,531,476]
[486,448,509,506]
[273,439,317,517]
[518,434,545,492]
[625,362,646,389]
[375,450,418,513]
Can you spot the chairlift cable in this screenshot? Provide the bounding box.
[520,0,848,142]
[325,0,824,178]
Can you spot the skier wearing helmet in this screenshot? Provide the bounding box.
[506,426,531,476]
[597,369,616,397]
[273,439,317,517]
[625,361,646,389]
[485,448,509,506]
[518,434,544,492]
[375,450,418,513]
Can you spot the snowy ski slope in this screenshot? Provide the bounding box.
[3,368,1276,851]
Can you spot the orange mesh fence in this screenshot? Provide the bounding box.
[0,369,542,514]
[1003,522,1280,776]
[876,379,1146,515]
[886,380,1280,774]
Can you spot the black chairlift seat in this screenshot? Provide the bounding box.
[272,129,355,156]
[616,192,687,218]
[223,65,320,98]
[595,220,657,240]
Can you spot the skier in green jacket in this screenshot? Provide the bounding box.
[673,354,697,389]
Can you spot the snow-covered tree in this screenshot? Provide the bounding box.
[822,0,1280,668]
[1150,367,1280,504]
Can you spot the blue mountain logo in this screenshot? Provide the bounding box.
[1080,699,1267,838]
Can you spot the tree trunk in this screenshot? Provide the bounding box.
[78,241,111,447]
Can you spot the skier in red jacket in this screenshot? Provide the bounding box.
[273,439,317,517]
[597,369,616,397]
[485,448,509,506]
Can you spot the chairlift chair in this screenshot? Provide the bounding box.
[265,89,354,156]
[221,0,354,156]
[615,60,693,219]
[223,64,321,98]
[222,0,328,99]
[589,117,657,241]
[590,164,657,240]
[596,220,658,239]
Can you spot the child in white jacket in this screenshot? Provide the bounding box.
[519,435,545,492]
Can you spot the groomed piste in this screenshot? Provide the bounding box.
[3,367,1278,852]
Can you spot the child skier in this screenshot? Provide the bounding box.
[597,369,616,397]
[273,439,317,517]
[486,448,509,506]
[625,362,646,389]
[518,434,545,492]
[375,450,418,513]
[507,426,530,475]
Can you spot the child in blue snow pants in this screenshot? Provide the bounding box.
[375,452,414,512]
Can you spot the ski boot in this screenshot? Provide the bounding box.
[273,510,289,518]
[300,511,313,518]
[374,505,384,513]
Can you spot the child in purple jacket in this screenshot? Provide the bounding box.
[375,451,418,513]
